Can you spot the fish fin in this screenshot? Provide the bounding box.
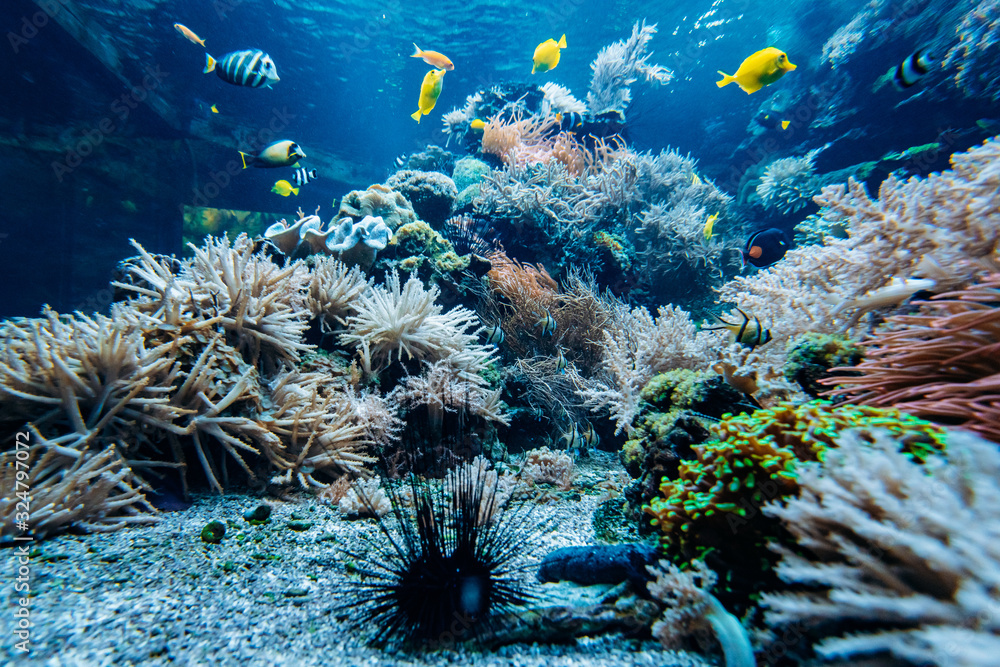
[411,43,422,58]
[203,54,216,74]
[781,120,790,129]
[739,80,763,94]
[239,152,250,169]
[411,110,422,122]
[291,187,299,196]
[557,34,566,48]
[531,63,537,74]
[716,71,734,88]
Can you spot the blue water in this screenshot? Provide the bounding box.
[0,0,994,315]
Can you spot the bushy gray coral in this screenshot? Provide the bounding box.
[386,170,457,227]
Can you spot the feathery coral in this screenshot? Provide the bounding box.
[823,274,1000,443]
[762,430,1000,666]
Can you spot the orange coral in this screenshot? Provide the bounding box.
[823,274,1000,442]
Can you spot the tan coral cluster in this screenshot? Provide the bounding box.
[0,233,502,540]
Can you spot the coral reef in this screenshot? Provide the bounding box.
[762,429,1000,666]
[452,156,491,192]
[335,183,417,231]
[823,274,1000,442]
[384,220,470,282]
[756,149,823,214]
[397,144,455,175]
[647,559,754,667]
[644,401,948,610]
[587,20,673,115]
[715,137,1000,395]
[324,215,394,269]
[539,82,587,117]
[783,332,863,397]
[385,169,457,226]
[945,0,1000,100]
[520,446,574,490]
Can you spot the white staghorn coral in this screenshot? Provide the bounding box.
[587,19,673,115]
[761,429,1000,666]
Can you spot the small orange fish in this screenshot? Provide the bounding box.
[174,23,205,48]
[410,43,454,71]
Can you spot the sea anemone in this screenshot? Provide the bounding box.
[337,450,541,648]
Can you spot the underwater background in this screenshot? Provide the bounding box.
[2,0,1000,665]
[2,0,997,315]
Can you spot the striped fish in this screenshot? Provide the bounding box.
[204,49,279,88]
[292,167,317,188]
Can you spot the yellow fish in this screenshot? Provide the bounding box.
[271,180,299,197]
[716,47,796,94]
[532,34,566,74]
[411,68,446,123]
[781,120,790,129]
[211,104,219,114]
[173,23,205,47]
[470,118,486,131]
[704,212,719,240]
[410,43,454,71]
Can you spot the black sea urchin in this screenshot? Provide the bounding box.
[338,456,542,649]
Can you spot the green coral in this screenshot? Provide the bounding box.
[643,400,948,610]
[390,221,470,280]
[592,230,633,272]
[452,157,490,192]
[784,332,863,396]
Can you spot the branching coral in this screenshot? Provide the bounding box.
[756,149,822,214]
[587,19,673,115]
[944,0,1000,100]
[538,82,587,116]
[571,302,718,434]
[647,559,754,667]
[715,137,1000,392]
[823,274,1000,442]
[761,429,1000,666]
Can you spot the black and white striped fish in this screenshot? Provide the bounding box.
[292,167,317,187]
[203,49,279,88]
[893,49,933,90]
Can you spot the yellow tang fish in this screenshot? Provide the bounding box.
[703,212,719,241]
[410,43,454,71]
[532,34,566,74]
[470,118,486,132]
[271,180,299,197]
[173,23,205,47]
[411,69,446,123]
[716,47,796,95]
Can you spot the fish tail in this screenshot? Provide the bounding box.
[557,34,566,48]
[238,151,250,169]
[410,43,422,58]
[716,71,734,88]
[411,110,422,123]
[291,187,299,196]
[203,54,216,74]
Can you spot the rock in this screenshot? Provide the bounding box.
[537,543,660,590]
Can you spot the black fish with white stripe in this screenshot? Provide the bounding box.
[893,49,933,90]
[203,49,279,88]
[292,167,317,188]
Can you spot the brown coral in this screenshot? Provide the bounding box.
[823,274,1000,443]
